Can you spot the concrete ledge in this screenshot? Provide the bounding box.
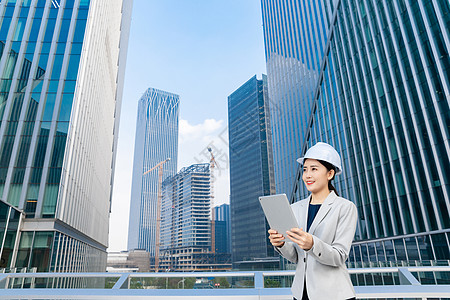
[1,286,450,299]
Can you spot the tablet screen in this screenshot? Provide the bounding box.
[259,194,298,240]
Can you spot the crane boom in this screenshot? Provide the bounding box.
[207,147,218,254]
[143,158,170,176]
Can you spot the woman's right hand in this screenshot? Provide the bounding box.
[268,229,285,247]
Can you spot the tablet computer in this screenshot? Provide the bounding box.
[259,194,298,240]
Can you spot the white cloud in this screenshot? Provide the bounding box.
[178,118,230,207]
[179,118,224,143]
[178,118,226,165]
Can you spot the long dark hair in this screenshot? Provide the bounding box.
[317,159,339,196]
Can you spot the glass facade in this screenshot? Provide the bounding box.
[260,0,329,196]
[261,0,450,266]
[13,230,107,273]
[0,0,90,216]
[127,88,179,255]
[0,199,22,270]
[228,75,276,265]
[15,231,53,272]
[0,0,132,272]
[214,220,227,254]
[349,230,450,268]
[214,203,231,254]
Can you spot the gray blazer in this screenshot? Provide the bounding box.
[275,191,357,300]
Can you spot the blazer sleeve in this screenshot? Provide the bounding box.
[274,241,298,264]
[306,202,357,267]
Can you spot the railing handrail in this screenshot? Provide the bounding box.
[0,267,449,299]
[262,265,450,276]
[0,265,449,279]
[0,271,256,279]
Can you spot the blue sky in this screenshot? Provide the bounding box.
[123,0,266,123]
[109,0,267,251]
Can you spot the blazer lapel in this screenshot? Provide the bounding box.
[300,196,310,231]
[308,191,337,234]
[293,196,310,231]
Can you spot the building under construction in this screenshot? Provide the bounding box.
[159,164,231,271]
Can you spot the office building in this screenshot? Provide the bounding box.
[106,250,151,273]
[159,163,231,271]
[260,0,327,195]
[228,75,277,269]
[0,0,131,272]
[261,0,450,266]
[0,199,23,270]
[214,203,231,254]
[127,88,179,255]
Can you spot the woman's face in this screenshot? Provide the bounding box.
[302,159,334,194]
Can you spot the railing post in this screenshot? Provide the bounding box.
[0,274,8,289]
[254,272,264,289]
[112,274,129,289]
[398,267,421,285]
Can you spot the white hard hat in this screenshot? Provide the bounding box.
[297,142,342,175]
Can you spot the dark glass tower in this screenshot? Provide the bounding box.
[214,203,231,254]
[261,0,450,267]
[228,75,277,269]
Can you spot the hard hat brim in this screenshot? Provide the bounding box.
[296,157,342,175]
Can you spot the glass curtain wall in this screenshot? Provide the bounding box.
[261,0,449,267]
[0,0,89,218]
[0,0,131,274]
[128,88,179,254]
[228,75,276,267]
[0,199,22,270]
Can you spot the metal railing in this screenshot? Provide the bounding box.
[0,266,448,299]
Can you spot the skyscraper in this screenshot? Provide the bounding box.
[214,203,231,254]
[127,88,179,255]
[228,75,277,269]
[159,163,231,271]
[260,0,328,196]
[0,0,132,272]
[261,0,450,265]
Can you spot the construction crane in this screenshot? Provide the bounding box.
[207,147,219,254]
[143,157,170,272]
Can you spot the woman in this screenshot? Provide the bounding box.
[268,142,357,300]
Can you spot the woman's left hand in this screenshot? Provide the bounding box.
[286,228,314,250]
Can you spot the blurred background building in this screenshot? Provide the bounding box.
[127,88,179,260]
[228,75,278,270]
[0,0,131,272]
[106,249,150,273]
[261,0,450,267]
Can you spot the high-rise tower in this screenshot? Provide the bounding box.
[0,0,132,272]
[260,0,328,196]
[228,75,277,269]
[127,88,179,255]
[261,0,450,266]
[159,163,231,271]
[214,203,231,254]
